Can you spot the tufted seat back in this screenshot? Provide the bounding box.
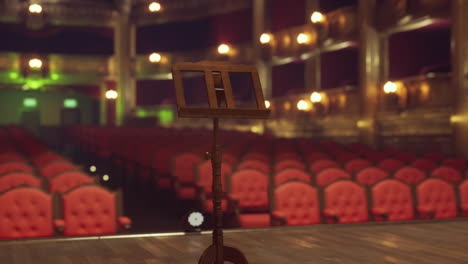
[229,169,269,211]
[324,181,368,223]
[274,159,306,172]
[172,153,204,184]
[411,159,437,172]
[316,168,351,187]
[378,159,405,173]
[0,172,42,192]
[39,161,77,178]
[62,185,117,236]
[49,171,95,193]
[394,167,426,185]
[33,153,64,167]
[274,182,320,225]
[274,168,311,186]
[243,152,270,164]
[431,166,463,183]
[356,167,388,186]
[0,187,53,239]
[197,161,232,193]
[344,159,372,174]
[237,159,270,174]
[310,159,340,174]
[416,179,457,219]
[0,162,34,175]
[372,179,414,221]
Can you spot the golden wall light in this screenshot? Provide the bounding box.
[383,81,398,94]
[28,58,43,69]
[310,92,322,103]
[264,100,271,109]
[148,2,161,12]
[260,33,272,44]
[105,90,118,100]
[297,33,310,44]
[149,52,162,63]
[217,43,231,54]
[28,4,42,14]
[297,100,311,111]
[310,11,325,23]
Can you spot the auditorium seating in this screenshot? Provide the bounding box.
[271,181,320,226]
[355,167,389,186]
[48,171,95,193]
[371,179,414,221]
[54,184,131,236]
[0,186,54,239]
[416,178,457,219]
[323,180,368,224]
[0,172,43,192]
[274,168,311,186]
[459,180,468,217]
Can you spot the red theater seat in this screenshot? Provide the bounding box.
[0,162,34,175]
[377,159,405,173]
[394,167,427,185]
[416,179,457,219]
[55,185,131,236]
[355,167,389,186]
[411,158,438,172]
[48,171,95,194]
[316,168,351,187]
[33,153,65,167]
[344,159,372,174]
[274,159,306,172]
[371,179,414,221]
[431,166,463,183]
[423,152,444,163]
[394,152,417,163]
[0,153,26,163]
[172,152,204,200]
[306,152,331,163]
[323,181,368,224]
[0,172,42,192]
[39,161,77,178]
[237,159,270,174]
[228,169,270,228]
[459,180,468,217]
[274,168,311,186]
[442,158,467,171]
[272,181,320,226]
[309,159,339,174]
[0,187,53,239]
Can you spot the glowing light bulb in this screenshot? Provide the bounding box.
[217,44,230,54]
[29,58,42,69]
[310,92,322,103]
[264,100,271,109]
[29,4,42,14]
[89,166,97,172]
[384,81,398,94]
[297,100,309,110]
[311,12,325,23]
[102,174,110,181]
[105,90,118,99]
[149,52,161,63]
[148,2,161,12]
[297,33,310,44]
[260,33,272,44]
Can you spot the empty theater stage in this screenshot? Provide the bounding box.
[1,219,467,264]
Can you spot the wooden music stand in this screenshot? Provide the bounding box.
[172,61,270,264]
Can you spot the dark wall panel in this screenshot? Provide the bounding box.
[271,0,306,32]
[319,0,357,12]
[136,79,175,106]
[320,47,358,89]
[389,25,451,79]
[272,61,305,98]
[0,23,113,54]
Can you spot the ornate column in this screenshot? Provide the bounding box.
[452,0,468,159]
[253,0,272,99]
[358,0,381,148]
[305,0,321,91]
[114,0,136,125]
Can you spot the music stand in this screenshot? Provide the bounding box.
[172,61,270,264]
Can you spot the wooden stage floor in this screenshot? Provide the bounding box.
[1,219,467,264]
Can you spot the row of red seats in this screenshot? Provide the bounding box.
[0,126,131,239]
